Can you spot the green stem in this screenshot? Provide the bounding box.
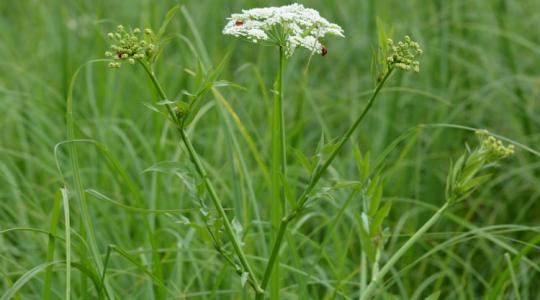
[140,62,263,295]
[269,47,286,300]
[296,68,393,209]
[359,201,450,300]
[260,68,394,295]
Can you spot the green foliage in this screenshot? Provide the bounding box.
[0,1,539,299]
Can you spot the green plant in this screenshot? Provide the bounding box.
[101,4,430,298]
[1,1,536,299]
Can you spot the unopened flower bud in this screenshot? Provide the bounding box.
[108,62,120,69]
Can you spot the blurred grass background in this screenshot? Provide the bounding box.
[1,0,539,299]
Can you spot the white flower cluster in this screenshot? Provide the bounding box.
[222,3,344,57]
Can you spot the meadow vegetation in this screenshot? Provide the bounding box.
[1,1,539,299]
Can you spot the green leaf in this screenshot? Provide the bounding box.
[293,147,314,173]
[353,147,370,181]
[359,217,376,263]
[331,180,362,190]
[370,202,391,238]
[367,177,382,216]
[424,291,441,300]
[158,5,180,39]
[461,173,493,192]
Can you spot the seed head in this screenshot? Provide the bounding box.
[222,3,344,57]
[386,35,423,72]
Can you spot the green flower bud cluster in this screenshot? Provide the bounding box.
[386,36,423,72]
[105,25,156,69]
[475,130,515,161]
[445,130,514,203]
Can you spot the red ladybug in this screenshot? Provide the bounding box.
[321,46,328,56]
[235,20,244,26]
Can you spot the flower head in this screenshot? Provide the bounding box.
[475,130,515,161]
[222,3,344,57]
[445,130,514,203]
[105,25,156,68]
[386,36,423,72]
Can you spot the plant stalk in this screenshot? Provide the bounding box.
[259,68,394,296]
[359,201,450,300]
[140,62,263,295]
[268,46,287,300]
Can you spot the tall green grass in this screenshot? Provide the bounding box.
[1,0,539,299]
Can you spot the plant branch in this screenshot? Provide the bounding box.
[140,61,263,295]
[259,67,394,293]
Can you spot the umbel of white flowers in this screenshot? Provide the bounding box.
[222,3,344,57]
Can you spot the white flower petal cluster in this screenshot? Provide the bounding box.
[223,3,344,57]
